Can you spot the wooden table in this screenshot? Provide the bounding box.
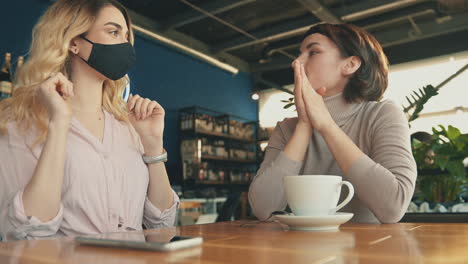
[1,221,468,263]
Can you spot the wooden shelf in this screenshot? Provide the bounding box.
[181,128,256,143]
[230,181,251,185]
[201,155,257,163]
[195,180,227,185]
[201,155,229,161]
[194,180,250,186]
[179,106,259,188]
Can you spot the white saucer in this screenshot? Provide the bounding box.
[274,212,354,231]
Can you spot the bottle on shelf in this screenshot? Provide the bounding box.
[198,167,205,181]
[179,106,260,186]
[196,162,228,183]
[0,53,12,99]
[214,117,223,134]
[12,56,23,96]
[15,56,23,77]
[219,168,226,181]
[223,117,228,134]
[213,139,228,158]
[16,56,23,70]
[188,114,194,130]
[194,113,201,131]
[181,114,186,130]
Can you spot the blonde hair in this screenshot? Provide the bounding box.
[0,0,134,145]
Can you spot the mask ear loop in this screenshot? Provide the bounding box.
[80,35,94,45]
[75,35,94,64]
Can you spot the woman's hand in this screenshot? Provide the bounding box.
[37,72,74,123]
[292,60,311,127]
[297,62,334,133]
[127,94,165,154]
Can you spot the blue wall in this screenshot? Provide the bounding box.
[0,0,258,185]
[129,36,257,183]
[0,1,49,66]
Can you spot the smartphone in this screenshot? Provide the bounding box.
[75,232,203,252]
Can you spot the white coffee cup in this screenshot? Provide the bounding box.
[284,175,354,216]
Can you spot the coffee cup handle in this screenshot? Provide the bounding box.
[334,181,354,212]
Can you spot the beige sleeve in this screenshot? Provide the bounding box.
[248,122,303,220]
[347,102,417,223]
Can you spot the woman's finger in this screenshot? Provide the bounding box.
[147,101,158,117]
[54,77,69,97]
[127,94,139,112]
[293,60,301,91]
[140,98,151,120]
[299,65,315,120]
[64,78,74,98]
[292,61,311,123]
[134,98,144,120]
[294,61,303,104]
[149,100,165,116]
[300,63,316,95]
[127,94,135,111]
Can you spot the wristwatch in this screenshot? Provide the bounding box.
[142,149,168,164]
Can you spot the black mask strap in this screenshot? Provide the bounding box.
[80,35,94,45]
[76,36,93,63]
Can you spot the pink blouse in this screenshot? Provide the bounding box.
[0,110,179,240]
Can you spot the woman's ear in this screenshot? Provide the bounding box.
[342,56,361,76]
[68,38,80,55]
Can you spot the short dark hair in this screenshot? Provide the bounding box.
[303,23,389,103]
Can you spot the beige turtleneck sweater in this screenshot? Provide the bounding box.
[248,93,417,224]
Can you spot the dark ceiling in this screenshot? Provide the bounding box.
[119,0,468,91]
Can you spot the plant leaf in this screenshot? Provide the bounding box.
[283,103,294,109]
[404,85,439,123]
[412,138,423,149]
[435,155,449,170]
[447,160,466,179]
[447,125,461,140]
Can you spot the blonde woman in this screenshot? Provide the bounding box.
[0,0,178,240]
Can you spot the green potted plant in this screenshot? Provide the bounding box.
[412,125,468,203]
[402,64,468,209]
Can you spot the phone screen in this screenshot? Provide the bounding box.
[81,232,194,244]
[75,231,204,252]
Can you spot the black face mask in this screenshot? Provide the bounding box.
[79,36,136,80]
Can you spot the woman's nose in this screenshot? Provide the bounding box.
[291,54,307,68]
[297,53,307,64]
[120,34,129,43]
